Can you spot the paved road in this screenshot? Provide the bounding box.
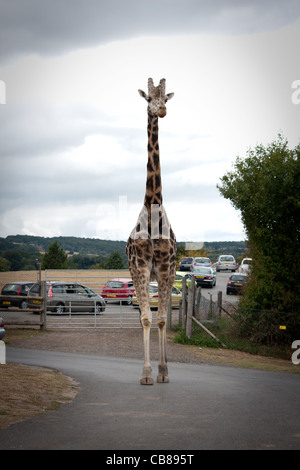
[1,347,300,450]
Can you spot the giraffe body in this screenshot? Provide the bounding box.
[126,78,176,385]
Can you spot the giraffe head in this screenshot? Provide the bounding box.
[138,78,174,118]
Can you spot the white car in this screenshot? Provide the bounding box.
[239,258,252,274]
[216,255,237,272]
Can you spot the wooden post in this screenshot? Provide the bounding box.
[181,276,187,328]
[217,291,222,317]
[167,294,172,330]
[186,278,195,338]
[194,286,201,320]
[41,280,47,330]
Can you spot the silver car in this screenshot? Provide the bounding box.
[216,255,237,272]
[28,282,106,314]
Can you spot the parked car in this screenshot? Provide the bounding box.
[239,258,253,275]
[179,257,195,271]
[193,257,212,268]
[101,278,135,305]
[174,272,192,290]
[226,274,248,295]
[28,282,105,314]
[132,283,182,309]
[191,266,216,288]
[0,317,5,340]
[216,255,237,272]
[0,282,34,309]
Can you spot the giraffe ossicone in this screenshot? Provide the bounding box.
[126,78,176,385]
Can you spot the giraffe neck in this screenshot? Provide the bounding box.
[144,113,162,209]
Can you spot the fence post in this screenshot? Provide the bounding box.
[194,286,201,320]
[41,280,47,330]
[217,291,222,317]
[181,276,187,328]
[186,278,195,338]
[167,294,172,329]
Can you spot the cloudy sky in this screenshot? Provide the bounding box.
[0,0,299,244]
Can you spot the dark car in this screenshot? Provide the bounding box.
[226,274,248,295]
[0,282,34,309]
[191,266,216,288]
[179,257,195,271]
[28,282,106,314]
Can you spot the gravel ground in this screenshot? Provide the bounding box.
[9,328,211,364]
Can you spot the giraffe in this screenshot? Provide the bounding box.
[126,78,177,385]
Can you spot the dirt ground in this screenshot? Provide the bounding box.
[1,327,298,430]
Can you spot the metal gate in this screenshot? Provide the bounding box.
[44,269,158,329]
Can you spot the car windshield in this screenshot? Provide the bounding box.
[221,256,234,261]
[195,258,210,263]
[149,285,158,293]
[181,258,193,263]
[106,281,124,288]
[193,267,211,273]
[231,275,246,281]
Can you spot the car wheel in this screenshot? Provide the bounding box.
[95,303,103,314]
[55,303,65,314]
[20,300,28,309]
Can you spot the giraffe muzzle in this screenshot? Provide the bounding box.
[158,107,167,118]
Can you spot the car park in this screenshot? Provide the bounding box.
[0,317,5,340]
[0,282,34,309]
[191,266,216,288]
[28,282,105,314]
[226,274,248,295]
[132,283,182,309]
[101,278,135,305]
[179,257,195,271]
[239,258,252,275]
[216,255,237,272]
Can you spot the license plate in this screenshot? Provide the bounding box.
[33,299,41,304]
[3,301,11,305]
[234,283,242,286]
[107,294,116,297]
[196,276,204,279]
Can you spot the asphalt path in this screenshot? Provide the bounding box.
[2,347,300,450]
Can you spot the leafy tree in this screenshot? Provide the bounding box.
[42,241,68,269]
[218,135,300,344]
[0,256,10,272]
[104,251,125,269]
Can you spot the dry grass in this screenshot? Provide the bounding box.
[0,269,130,293]
[0,363,79,430]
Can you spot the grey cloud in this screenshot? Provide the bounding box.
[1,0,300,65]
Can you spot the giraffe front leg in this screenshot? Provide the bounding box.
[157,319,169,383]
[141,316,154,385]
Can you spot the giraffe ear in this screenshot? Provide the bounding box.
[166,92,174,101]
[138,89,148,100]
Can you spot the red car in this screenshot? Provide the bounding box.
[101,278,135,305]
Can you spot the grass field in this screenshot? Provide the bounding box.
[0,269,131,293]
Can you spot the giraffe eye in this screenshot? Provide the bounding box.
[147,96,152,102]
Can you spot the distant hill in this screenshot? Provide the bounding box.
[0,235,247,271]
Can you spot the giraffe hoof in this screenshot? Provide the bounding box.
[140,376,154,385]
[157,374,169,383]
